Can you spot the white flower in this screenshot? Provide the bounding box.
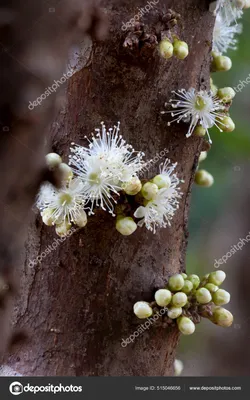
[213,14,242,54]
[213,0,244,22]
[134,159,182,233]
[162,88,225,144]
[37,178,86,224]
[69,122,145,216]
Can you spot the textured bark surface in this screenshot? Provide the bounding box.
[6,0,214,376]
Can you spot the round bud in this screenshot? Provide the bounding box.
[195,170,214,187]
[167,307,183,319]
[182,280,193,294]
[46,153,62,169]
[194,125,206,137]
[172,292,188,307]
[155,289,172,307]
[187,274,200,289]
[55,220,72,237]
[159,39,174,59]
[74,210,87,228]
[174,359,184,376]
[181,273,187,279]
[212,289,230,306]
[212,55,232,72]
[243,0,250,8]
[152,174,171,189]
[168,274,185,291]
[236,0,246,8]
[196,288,212,304]
[212,307,233,327]
[173,40,189,60]
[123,177,142,196]
[141,182,158,200]
[208,270,226,286]
[198,151,207,163]
[133,301,153,319]
[217,87,236,103]
[205,283,219,293]
[116,217,137,236]
[177,316,195,335]
[58,163,73,181]
[41,208,54,226]
[218,116,235,132]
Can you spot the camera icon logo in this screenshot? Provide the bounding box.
[9,382,23,395]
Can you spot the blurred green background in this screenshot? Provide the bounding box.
[179,10,250,374]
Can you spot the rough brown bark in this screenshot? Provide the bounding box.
[6,0,214,376]
[0,0,105,358]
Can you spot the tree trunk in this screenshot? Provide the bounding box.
[6,0,214,376]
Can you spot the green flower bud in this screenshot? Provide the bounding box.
[208,270,226,286]
[217,116,235,132]
[58,163,73,181]
[168,274,185,291]
[212,289,230,306]
[172,292,188,307]
[177,316,195,335]
[205,283,219,293]
[187,274,200,289]
[74,210,87,228]
[133,301,153,319]
[237,0,246,7]
[181,273,188,279]
[174,359,184,376]
[217,87,236,103]
[173,40,189,60]
[212,307,233,327]
[194,125,206,137]
[198,151,207,163]
[41,208,54,226]
[195,170,214,187]
[116,217,137,236]
[182,280,193,294]
[152,174,171,189]
[212,55,232,72]
[141,182,158,200]
[123,177,142,196]
[155,289,172,307]
[196,287,212,304]
[167,307,183,319]
[159,39,174,59]
[46,153,62,169]
[55,220,72,237]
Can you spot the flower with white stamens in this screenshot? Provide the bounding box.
[162,88,226,144]
[213,14,242,54]
[134,159,182,233]
[37,179,87,226]
[212,0,244,22]
[69,122,145,216]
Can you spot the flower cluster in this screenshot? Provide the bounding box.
[36,123,183,236]
[133,270,233,335]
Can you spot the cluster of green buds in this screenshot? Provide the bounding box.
[159,37,189,61]
[211,78,236,133]
[133,270,233,335]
